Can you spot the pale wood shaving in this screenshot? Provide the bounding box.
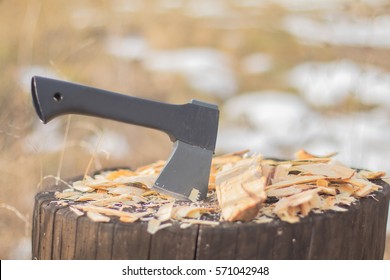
[89,194,133,206]
[156,202,174,222]
[107,186,146,196]
[69,206,84,216]
[173,206,214,220]
[73,181,95,192]
[295,149,337,160]
[188,188,200,202]
[76,193,108,202]
[290,163,355,180]
[147,218,173,234]
[216,156,266,222]
[266,175,325,191]
[55,191,82,200]
[358,170,386,180]
[74,204,143,221]
[180,218,219,226]
[87,211,110,222]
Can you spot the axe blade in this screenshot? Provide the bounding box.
[154,141,213,201]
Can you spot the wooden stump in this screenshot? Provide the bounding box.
[32,179,390,260]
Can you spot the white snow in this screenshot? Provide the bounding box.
[283,14,390,49]
[219,91,314,157]
[105,35,149,61]
[18,65,59,93]
[289,60,390,107]
[106,36,237,98]
[241,53,273,74]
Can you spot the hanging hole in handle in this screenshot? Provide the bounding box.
[53,92,63,102]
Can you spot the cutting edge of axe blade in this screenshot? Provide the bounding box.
[153,140,213,201]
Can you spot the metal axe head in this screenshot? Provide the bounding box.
[155,100,219,201]
[31,76,219,201]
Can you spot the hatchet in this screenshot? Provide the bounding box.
[31,76,219,201]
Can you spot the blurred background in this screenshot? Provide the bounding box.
[1,0,390,259]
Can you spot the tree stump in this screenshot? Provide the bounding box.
[32,177,390,260]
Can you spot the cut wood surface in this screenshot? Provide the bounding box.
[32,150,390,259]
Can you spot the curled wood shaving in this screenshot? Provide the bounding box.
[147,218,172,234]
[180,218,219,226]
[216,156,266,222]
[358,170,386,180]
[188,188,200,202]
[74,204,143,221]
[266,175,325,191]
[55,191,82,200]
[290,163,355,180]
[295,149,337,160]
[87,211,110,222]
[69,206,84,216]
[76,193,107,202]
[173,206,214,220]
[156,202,174,222]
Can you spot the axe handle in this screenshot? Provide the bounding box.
[31,76,218,150]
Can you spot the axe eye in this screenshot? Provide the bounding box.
[53,92,63,102]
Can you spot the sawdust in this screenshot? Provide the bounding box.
[53,149,385,233]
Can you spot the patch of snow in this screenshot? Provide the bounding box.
[241,53,273,74]
[223,91,311,132]
[18,65,59,93]
[289,60,390,107]
[283,15,390,49]
[88,130,131,160]
[185,0,232,17]
[105,34,236,98]
[112,0,144,13]
[157,0,183,11]
[70,7,104,29]
[219,91,314,157]
[9,237,31,260]
[105,35,149,61]
[145,48,237,98]
[24,120,64,153]
[235,0,387,11]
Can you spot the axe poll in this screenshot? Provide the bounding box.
[31,76,219,200]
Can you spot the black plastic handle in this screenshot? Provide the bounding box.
[31,76,219,151]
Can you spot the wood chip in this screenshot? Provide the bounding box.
[69,206,84,216]
[290,163,355,180]
[87,211,110,222]
[358,170,386,180]
[188,188,200,202]
[147,218,172,234]
[107,186,146,196]
[156,202,174,222]
[295,149,337,160]
[180,218,219,226]
[266,175,325,191]
[74,205,142,221]
[55,191,82,200]
[216,156,266,222]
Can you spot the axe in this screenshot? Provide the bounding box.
[31,76,219,201]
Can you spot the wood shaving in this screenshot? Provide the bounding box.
[53,149,385,233]
[87,211,110,222]
[188,188,200,202]
[147,219,172,234]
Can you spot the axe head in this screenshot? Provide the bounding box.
[154,100,219,201]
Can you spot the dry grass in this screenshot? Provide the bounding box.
[0,0,389,259]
